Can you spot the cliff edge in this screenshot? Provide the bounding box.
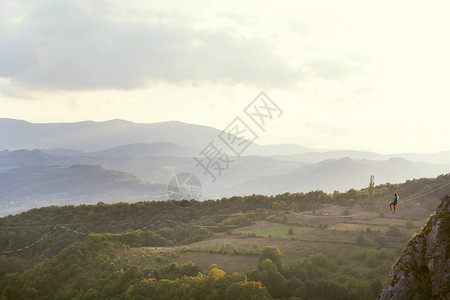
[380,195,449,300]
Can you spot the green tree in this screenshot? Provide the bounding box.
[261,268,288,299]
[180,261,200,277]
[259,259,278,272]
[259,246,283,270]
[310,253,328,268]
[368,175,375,201]
[366,249,377,268]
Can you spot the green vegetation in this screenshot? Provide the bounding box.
[329,223,386,232]
[0,238,271,300]
[0,174,448,299]
[235,224,314,239]
[362,218,426,227]
[245,247,389,299]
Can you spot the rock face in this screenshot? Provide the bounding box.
[381,196,449,300]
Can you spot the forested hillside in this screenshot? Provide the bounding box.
[0,174,449,299]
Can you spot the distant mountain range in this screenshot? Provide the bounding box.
[0,118,310,156]
[0,164,167,216]
[2,118,449,163]
[86,142,200,158]
[0,149,308,196]
[273,150,450,165]
[0,118,449,214]
[0,118,217,152]
[0,149,448,200]
[227,157,450,196]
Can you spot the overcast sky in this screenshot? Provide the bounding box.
[1,0,449,154]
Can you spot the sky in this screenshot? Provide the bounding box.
[1,0,449,154]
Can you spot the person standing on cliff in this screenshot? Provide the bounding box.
[389,193,399,214]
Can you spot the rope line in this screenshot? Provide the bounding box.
[399,182,449,203]
[0,226,57,254]
[59,225,88,235]
[0,211,268,230]
[301,182,449,219]
[0,222,163,253]
[0,216,250,253]
[1,182,447,252]
[0,220,132,230]
[60,221,161,236]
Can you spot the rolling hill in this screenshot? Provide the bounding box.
[0,118,311,156]
[1,175,449,299]
[86,142,200,158]
[227,157,450,196]
[0,149,448,201]
[0,118,218,152]
[0,165,167,216]
[0,149,59,169]
[273,150,450,165]
[0,149,308,199]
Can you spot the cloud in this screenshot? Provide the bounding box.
[0,80,31,99]
[0,1,306,91]
[304,58,367,80]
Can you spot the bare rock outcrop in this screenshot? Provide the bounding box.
[380,196,449,300]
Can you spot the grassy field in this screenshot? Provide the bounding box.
[129,205,428,276]
[234,223,314,239]
[327,223,387,232]
[128,247,259,274]
[358,217,426,227]
[326,216,427,233]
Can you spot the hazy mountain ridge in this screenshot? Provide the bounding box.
[227,157,450,195]
[0,118,218,152]
[0,149,57,169]
[0,149,308,192]
[0,118,449,206]
[0,118,311,156]
[86,142,200,157]
[3,118,450,162]
[273,150,450,165]
[0,164,167,216]
[0,149,448,201]
[0,149,85,169]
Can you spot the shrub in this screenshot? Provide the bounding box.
[356,233,365,245]
[310,253,328,268]
[180,261,200,277]
[387,226,401,237]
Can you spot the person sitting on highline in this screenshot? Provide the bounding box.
[389,193,399,214]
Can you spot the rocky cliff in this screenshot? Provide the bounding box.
[380,195,449,300]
